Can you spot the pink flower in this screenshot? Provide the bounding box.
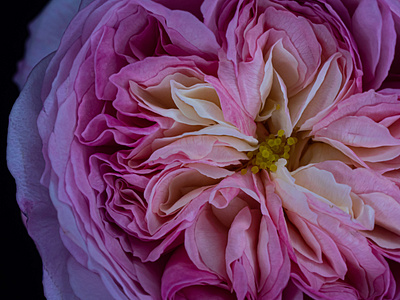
[7,0,400,299]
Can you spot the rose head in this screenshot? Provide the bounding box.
[7,0,400,299]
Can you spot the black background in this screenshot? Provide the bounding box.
[3,1,49,299]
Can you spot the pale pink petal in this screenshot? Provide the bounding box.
[8,56,79,298]
[316,116,400,147]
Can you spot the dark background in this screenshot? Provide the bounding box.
[3,1,49,299]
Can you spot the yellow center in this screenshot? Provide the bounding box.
[241,129,297,174]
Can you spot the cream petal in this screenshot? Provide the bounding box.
[272,162,317,223]
[148,135,248,167]
[313,135,369,168]
[186,163,235,179]
[170,80,227,126]
[257,47,274,120]
[270,39,300,93]
[292,166,353,215]
[289,53,342,128]
[350,193,375,230]
[275,161,374,230]
[298,55,344,130]
[130,79,201,126]
[364,226,400,250]
[145,167,219,234]
[299,142,352,167]
[265,71,293,135]
[153,124,258,150]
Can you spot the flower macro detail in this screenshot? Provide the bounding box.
[7,0,400,299]
[241,129,298,174]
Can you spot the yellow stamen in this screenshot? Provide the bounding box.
[241,129,298,174]
[287,137,296,145]
[251,166,259,174]
[269,164,278,172]
[262,150,270,158]
[267,139,275,147]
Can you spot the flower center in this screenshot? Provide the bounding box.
[241,129,298,174]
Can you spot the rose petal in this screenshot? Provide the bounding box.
[14,0,81,88]
[8,56,78,298]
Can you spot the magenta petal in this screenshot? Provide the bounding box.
[153,0,205,21]
[351,0,396,89]
[161,247,234,299]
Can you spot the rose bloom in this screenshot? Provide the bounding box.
[7,0,400,299]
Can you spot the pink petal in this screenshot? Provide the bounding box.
[161,247,234,299]
[352,0,396,89]
[315,116,400,147]
[8,56,78,298]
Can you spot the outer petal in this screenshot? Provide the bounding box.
[8,56,78,299]
[14,0,81,89]
[323,0,396,89]
[351,0,396,90]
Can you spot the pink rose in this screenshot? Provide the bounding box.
[7,0,400,299]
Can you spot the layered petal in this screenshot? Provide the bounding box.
[185,172,290,299]
[10,0,400,299]
[33,0,229,298]
[272,160,396,299]
[313,90,400,178]
[8,55,81,299]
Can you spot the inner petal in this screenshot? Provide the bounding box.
[170,80,226,125]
